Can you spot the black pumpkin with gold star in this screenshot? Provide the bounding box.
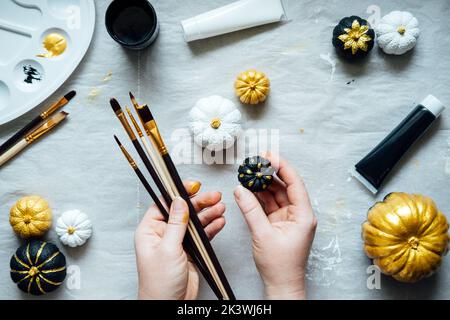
[332,16,375,60]
[238,156,274,192]
[10,240,66,295]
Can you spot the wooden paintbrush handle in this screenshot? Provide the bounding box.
[135,157,223,299]
[0,117,41,156]
[0,140,28,167]
[163,154,236,300]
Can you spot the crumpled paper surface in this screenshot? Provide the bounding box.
[1,0,450,300]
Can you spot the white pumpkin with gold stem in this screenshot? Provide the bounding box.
[189,95,242,151]
[56,210,93,248]
[376,11,420,55]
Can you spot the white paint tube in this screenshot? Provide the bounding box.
[181,0,287,42]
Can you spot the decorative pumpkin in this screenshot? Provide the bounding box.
[9,196,52,239]
[376,11,420,55]
[189,95,242,151]
[362,193,449,283]
[56,210,93,248]
[10,241,66,295]
[332,16,375,60]
[234,69,270,105]
[238,156,275,192]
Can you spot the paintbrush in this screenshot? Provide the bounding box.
[0,112,68,167]
[128,101,178,198]
[133,101,235,300]
[110,98,172,206]
[0,90,76,156]
[113,134,223,299]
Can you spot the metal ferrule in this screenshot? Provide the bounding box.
[144,120,167,155]
[116,111,137,141]
[119,145,137,169]
[126,108,143,138]
[25,114,65,144]
[40,99,65,119]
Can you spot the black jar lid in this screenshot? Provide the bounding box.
[105,0,158,48]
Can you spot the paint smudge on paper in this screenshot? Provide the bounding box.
[88,87,101,100]
[307,235,342,287]
[103,71,113,82]
[280,43,306,55]
[320,53,336,81]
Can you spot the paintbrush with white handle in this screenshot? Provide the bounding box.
[0,112,68,167]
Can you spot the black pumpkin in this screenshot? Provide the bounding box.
[238,156,274,192]
[10,240,66,295]
[332,16,375,60]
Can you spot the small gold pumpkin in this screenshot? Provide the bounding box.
[362,193,449,283]
[9,196,52,238]
[234,69,270,105]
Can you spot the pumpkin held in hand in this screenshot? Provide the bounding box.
[332,16,375,61]
[9,196,52,238]
[238,156,274,192]
[362,193,449,283]
[10,241,67,295]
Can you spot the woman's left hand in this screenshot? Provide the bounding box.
[135,181,226,300]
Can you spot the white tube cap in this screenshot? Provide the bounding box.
[181,18,201,42]
[421,95,445,118]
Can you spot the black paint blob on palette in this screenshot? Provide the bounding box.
[23,65,42,84]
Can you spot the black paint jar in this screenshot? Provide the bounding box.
[105,0,159,50]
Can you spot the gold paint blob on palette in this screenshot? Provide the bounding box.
[37,33,68,58]
[0,0,96,125]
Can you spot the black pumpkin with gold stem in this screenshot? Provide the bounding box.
[10,241,66,295]
[332,16,375,60]
[238,156,274,192]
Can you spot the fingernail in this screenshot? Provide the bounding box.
[172,197,189,223]
[234,185,246,199]
[190,181,201,194]
[172,197,185,212]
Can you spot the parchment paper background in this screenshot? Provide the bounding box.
[1,0,450,299]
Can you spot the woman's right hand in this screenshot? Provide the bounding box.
[234,153,317,300]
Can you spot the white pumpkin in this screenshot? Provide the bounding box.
[189,95,242,151]
[376,11,420,55]
[56,210,92,248]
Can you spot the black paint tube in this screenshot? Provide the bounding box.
[352,95,445,194]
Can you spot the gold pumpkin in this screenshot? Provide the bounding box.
[234,69,270,105]
[362,193,449,283]
[9,196,52,238]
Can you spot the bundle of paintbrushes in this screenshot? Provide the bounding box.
[110,93,235,300]
[0,91,75,167]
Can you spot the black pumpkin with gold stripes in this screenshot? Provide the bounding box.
[238,156,274,192]
[10,240,66,295]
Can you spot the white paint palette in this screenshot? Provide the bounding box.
[0,0,95,125]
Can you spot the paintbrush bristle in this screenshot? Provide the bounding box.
[129,92,140,108]
[113,135,122,146]
[64,90,76,101]
[110,98,122,113]
[136,104,154,123]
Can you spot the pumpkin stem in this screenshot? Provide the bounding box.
[29,266,39,277]
[23,215,32,224]
[397,26,406,35]
[67,226,76,235]
[210,118,222,129]
[408,237,420,250]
